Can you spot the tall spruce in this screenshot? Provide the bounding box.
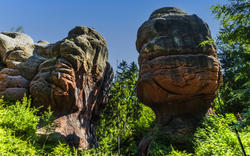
[96,61,155,155]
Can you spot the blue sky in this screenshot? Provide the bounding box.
[0,0,228,70]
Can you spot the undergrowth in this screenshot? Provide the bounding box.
[194,114,250,156]
[146,114,250,156]
[1,95,250,155]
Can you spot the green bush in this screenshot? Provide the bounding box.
[0,95,39,155]
[49,143,74,156]
[0,128,38,155]
[0,95,66,155]
[0,95,120,156]
[0,95,40,139]
[146,126,193,156]
[194,114,250,156]
[167,147,193,156]
[146,114,250,156]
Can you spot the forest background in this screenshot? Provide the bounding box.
[1,0,250,155]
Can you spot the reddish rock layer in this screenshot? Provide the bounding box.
[0,68,30,100]
[136,7,222,155]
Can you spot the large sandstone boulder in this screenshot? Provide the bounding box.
[30,26,113,149]
[0,26,113,149]
[0,31,51,99]
[136,7,222,155]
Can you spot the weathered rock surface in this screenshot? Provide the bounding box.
[0,32,52,80]
[31,26,113,149]
[0,26,113,149]
[136,7,222,155]
[0,31,51,99]
[0,68,30,99]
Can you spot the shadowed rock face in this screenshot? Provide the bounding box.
[136,7,222,155]
[0,26,114,149]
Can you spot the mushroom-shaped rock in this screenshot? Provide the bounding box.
[136,7,222,154]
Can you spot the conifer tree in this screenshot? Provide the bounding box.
[97,61,155,154]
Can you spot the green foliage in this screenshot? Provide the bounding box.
[197,38,214,47]
[146,125,193,156]
[0,62,155,155]
[145,114,250,156]
[211,0,250,46]
[97,61,155,155]
[194,114,250,155]
[49,143,74,156]
[0,95,40,139]
[0,96,39,155]
[11,26,24,33]
[167,149,192,156]
[210,0,250,114]
[213,91,224,114]
[232,108,250,130]
[147,130,173,155]
[2,96,248,156]
[40,106,58,134]
[0,128,38,155]
[0,95,68,155]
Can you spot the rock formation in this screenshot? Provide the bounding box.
[0,26,113,149]
[136,7,222,155]
[0,32,48,99]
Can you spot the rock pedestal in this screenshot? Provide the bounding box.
[136,7,222,155]
[0,26,113,149]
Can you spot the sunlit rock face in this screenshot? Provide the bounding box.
[136,7,222,155]
[0,26,114,149]
[30,26,114,149]
[0,31,50,99]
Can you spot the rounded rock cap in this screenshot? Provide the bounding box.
[68,26,107,45]
[149,7,188,19]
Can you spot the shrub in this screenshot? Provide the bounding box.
[0,95,63,155]
[194,114,250,155]
[49,143,74,156]
[0,128,38,155]
[0,95,40,139]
